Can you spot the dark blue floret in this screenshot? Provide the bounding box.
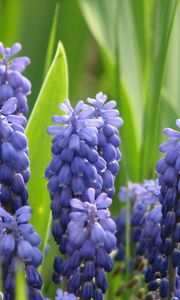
[159,278,169,298]
[148,279,160,291]
[82,282,93,300]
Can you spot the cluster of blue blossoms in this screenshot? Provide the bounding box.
[115,120,180,299]
[144,120,180,299]
[0,42,31,114]
[0,43,43,300]
[46,92,123,299]
[115,180,160,264]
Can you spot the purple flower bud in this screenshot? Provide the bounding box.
[148,279,160,291]
[67,271,82,292]
[160,278,169,298]
[0,234,15,254]
[95,268,107,293]
[82,282,93,300]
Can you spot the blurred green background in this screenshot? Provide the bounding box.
[1,0,180,299]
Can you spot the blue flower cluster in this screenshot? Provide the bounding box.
[115,180,160,263]
[0,98,29,213]
[0,42,31,114]
[144,119,180,299]
[46,95,122,299]
[0,43,43,300]
[87,92,123,196]
[0,206,43,300]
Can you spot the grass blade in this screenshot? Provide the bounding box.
[140,0,179,179]
[15,262,28,300]
[43,3,60,77]
[26,42,68,252]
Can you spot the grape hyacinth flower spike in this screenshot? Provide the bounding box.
[46,97,120,299]
[87,92,123,196]
[0,44,43,300]
[0,42,31,114]
[115,180,160,264]
[56,188,116,300]
[146,119,180,299]
[0,206,43,300]
[0,98,29,212]
[46,99,106,281]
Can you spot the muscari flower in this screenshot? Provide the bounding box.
[54,188,116,300]
[146,119,180,299]
[0,45,44,300]
[0,42,31,114]
[46,99,107,283]
[0,98,29,213]
[0,206,43,300]
[115,180,160,262]
[87,92,123,196]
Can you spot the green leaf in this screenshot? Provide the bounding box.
[15,262,28,300]
[115,80,139,184]
[140,0,179,179]
[43,3,60,77]
[26,41,68,252]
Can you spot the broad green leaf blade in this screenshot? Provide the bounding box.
[15,263,28,300]
[43,3,60,77]
[26,42,68,252]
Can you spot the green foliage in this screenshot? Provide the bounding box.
[15,262,28,300]
[140,0,179,179]
[25,42,68,252]
[43,3,60,77]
